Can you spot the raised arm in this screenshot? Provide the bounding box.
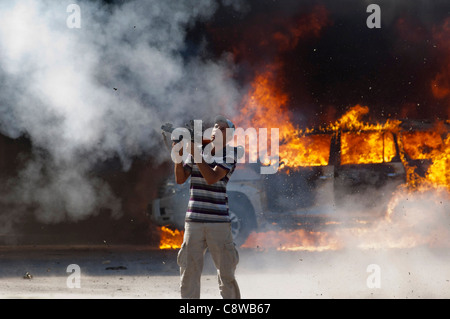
[175,162,191,184]
[190,143,229,185]
[173,141,191,184]
[196,161,228,185]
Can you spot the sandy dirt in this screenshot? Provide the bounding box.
[1,244,450,299]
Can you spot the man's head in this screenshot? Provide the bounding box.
[211,115,235,146]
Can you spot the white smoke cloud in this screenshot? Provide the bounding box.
[238,184,450,298]
[0,0,243,227]
[345,187,450,250]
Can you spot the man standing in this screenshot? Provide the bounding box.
[173,115,240,299]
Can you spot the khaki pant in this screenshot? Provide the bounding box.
[177,222,241,299]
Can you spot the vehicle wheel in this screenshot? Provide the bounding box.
[228,193,257,246]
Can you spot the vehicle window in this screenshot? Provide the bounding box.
[340,131,397,165]
[401,131,443,160]
[280,134,332,167]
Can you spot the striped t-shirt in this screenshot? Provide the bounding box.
[183,146,237,223]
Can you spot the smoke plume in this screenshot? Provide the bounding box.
[0,0,243,229]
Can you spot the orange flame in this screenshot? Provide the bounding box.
[234,67,403,169]
[426,135,450,188]
[402,131,444,160]
[234,56,448,185]
[159,226,184,250]
[340,131,397,165]
[396,129,449,191]
[241,229,341,252]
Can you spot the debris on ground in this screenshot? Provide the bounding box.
[105,266,127,271]
[23,272,33,279]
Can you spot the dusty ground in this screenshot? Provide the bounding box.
[0,245,449,299]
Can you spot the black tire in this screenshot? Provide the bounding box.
[228,192,257,246]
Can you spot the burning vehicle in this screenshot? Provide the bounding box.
[149,2,450,251]
[149,105,450,247]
